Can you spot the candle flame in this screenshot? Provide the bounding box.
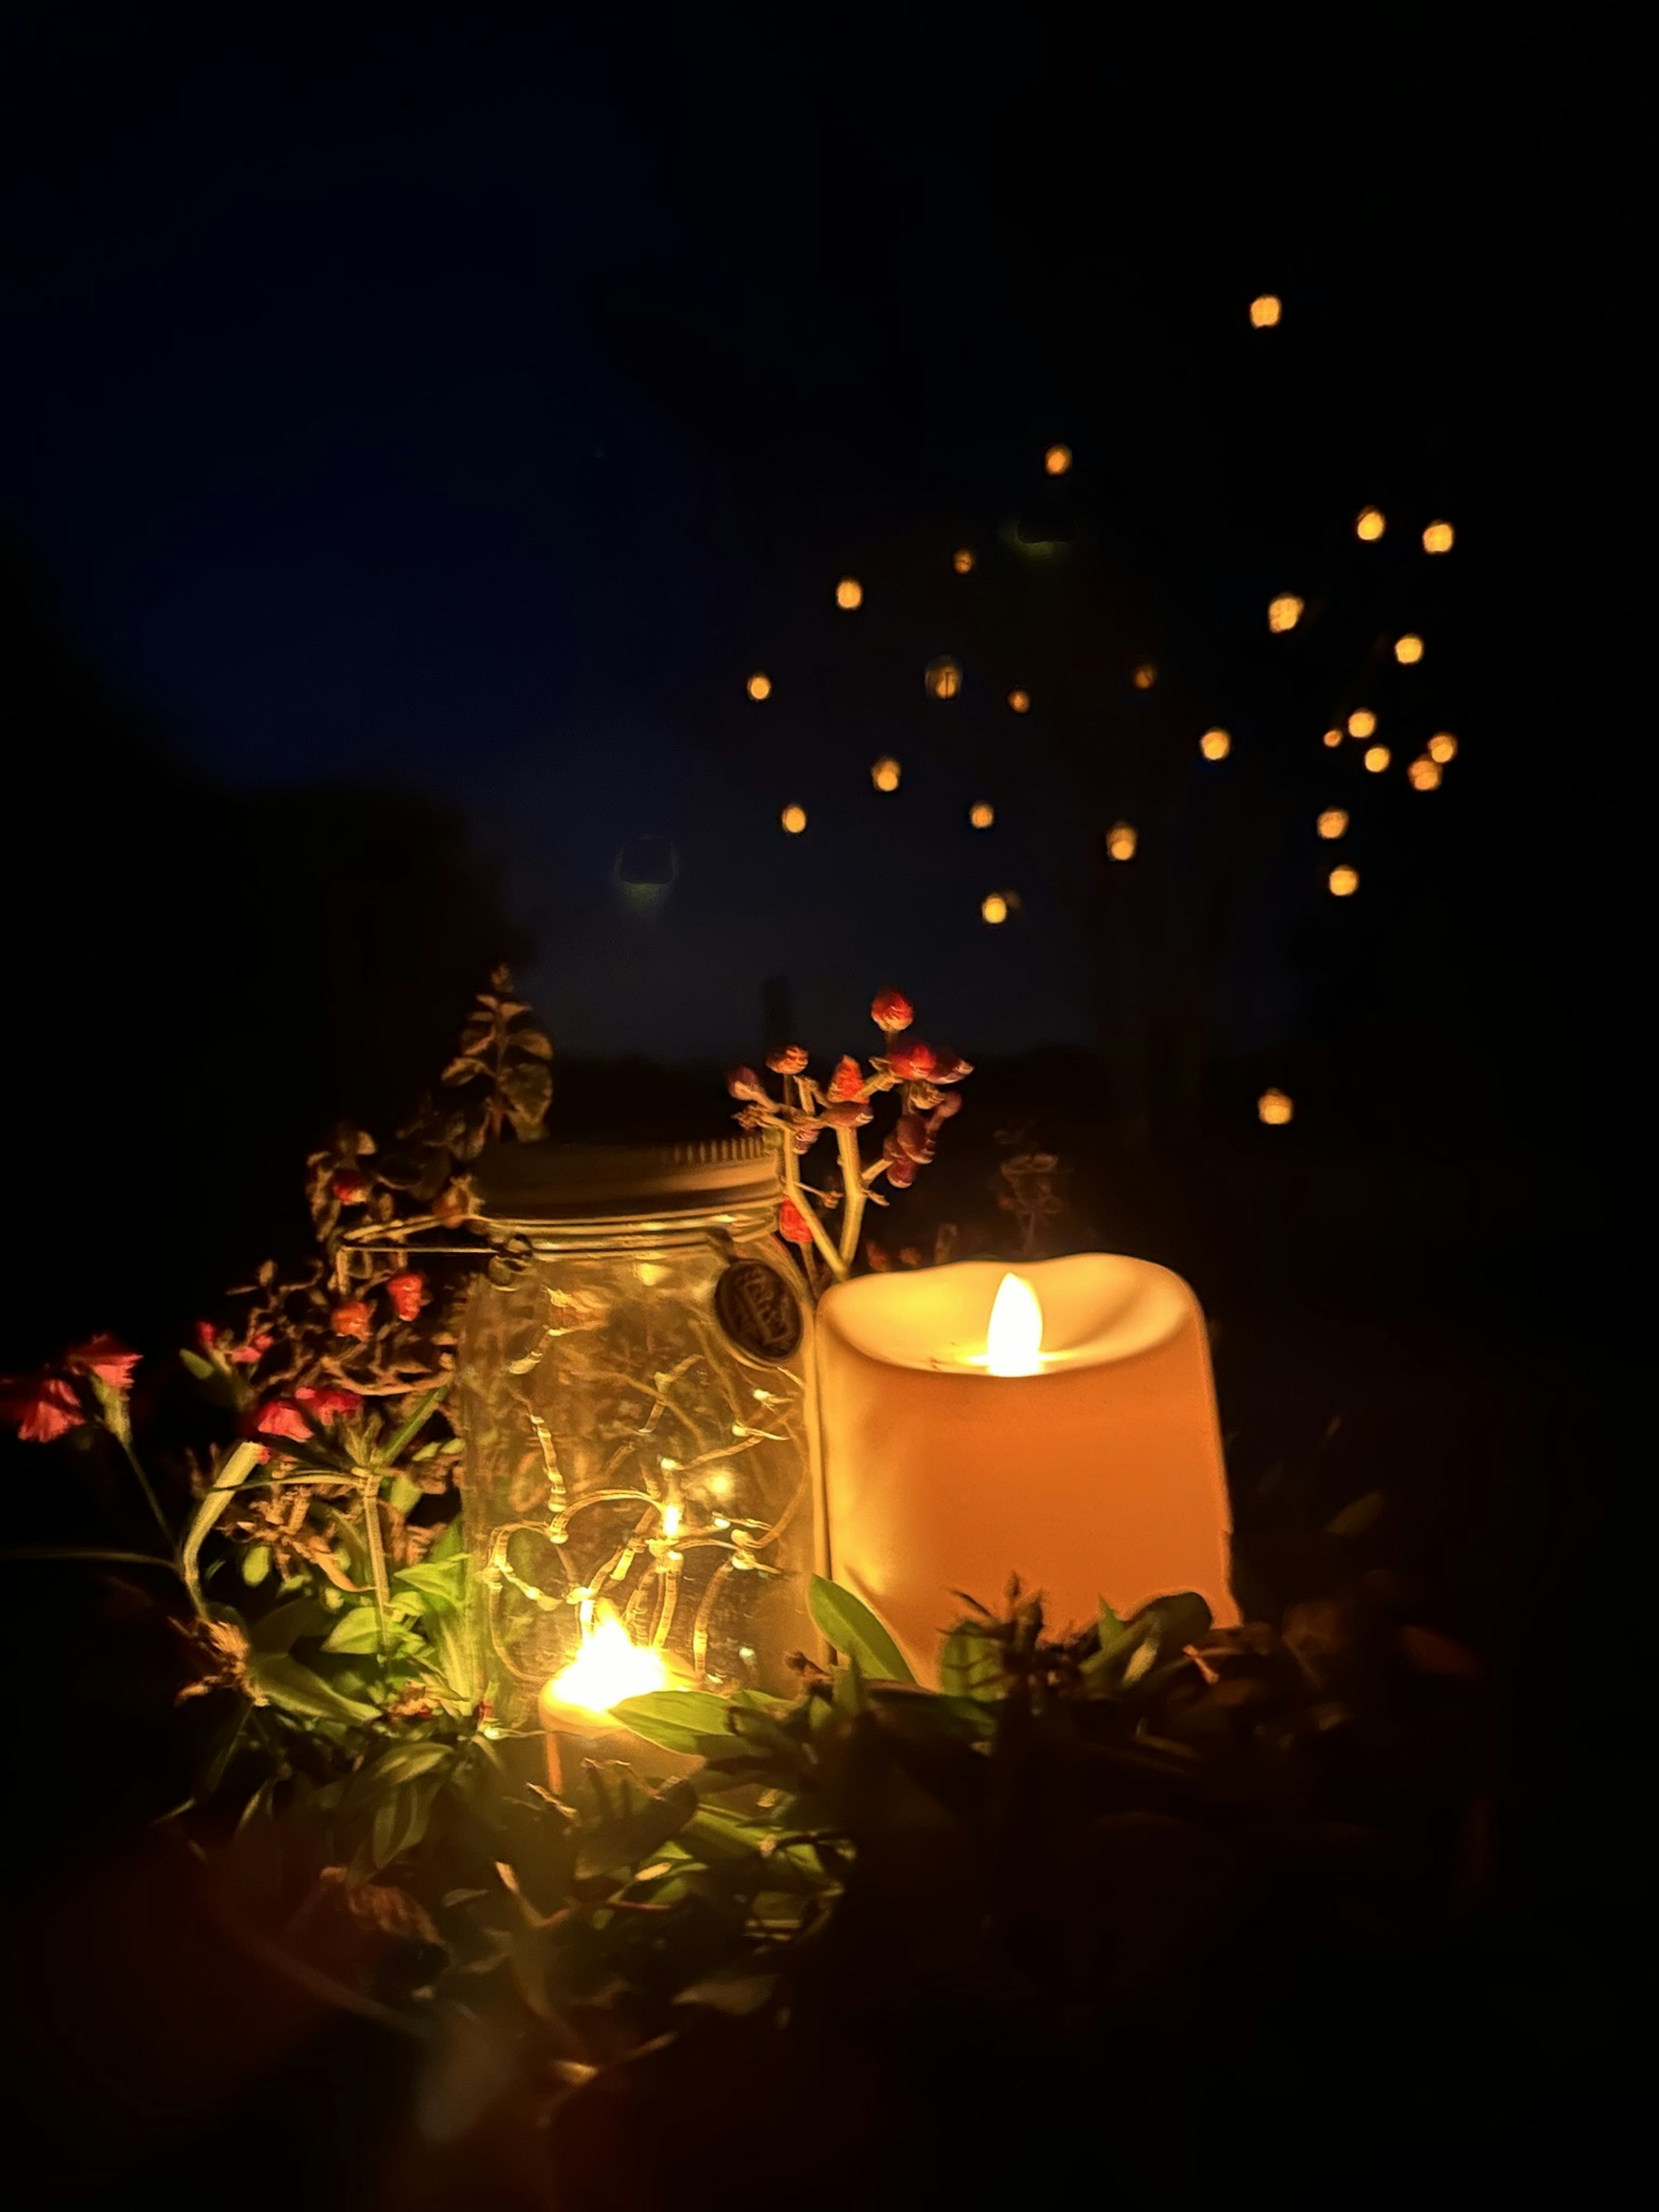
[985,1272,1044,1376]
[547,1608,670,1719]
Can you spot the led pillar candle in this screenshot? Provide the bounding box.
[815,1255,1236,1682]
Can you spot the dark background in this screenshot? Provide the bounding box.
[0,5,1652,2200]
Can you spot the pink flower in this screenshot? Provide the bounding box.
[886,1040,938,1081]
[766,1044,809,1074]
[331,1300,373,1341]
[194,1320,220,1354]
[65,1333,141,1392]
[870,989,914,1033]
[826,1055,864,1102]
[779,1199,815,1246]
[298,1385,361,1421]
[229,1334,273,1367]
[385,1271,427,1322]
[331,1170,372,1205]
[1,1374,86,1443]
[254,1384,360,1443]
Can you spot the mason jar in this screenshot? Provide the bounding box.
[457,1138,817,1729]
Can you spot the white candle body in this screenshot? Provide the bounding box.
[816,1254,1236,1683]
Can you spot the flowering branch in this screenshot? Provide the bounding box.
[728,990,971,1294]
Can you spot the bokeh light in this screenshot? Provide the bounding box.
[1322,728,1344,749]
[1328,864,1360,897]
[1348,709,1377,739]
[747,672,772,702]
[1131,661,1158,690]
[870,756,901,793]
[780,804,807,835]
[925,657,963,700]
[1423,521,1455,554]
[1250,295,1282,327]
[1363,745,1391,773]
[1316,808,1349,839]
[1428,731,1458,764]
[1408,757,1442,791]
[1395,633,1424,664]
[953,548,976,574]
[836,577,863,610]
[1355,508,1386,542]
[1007,688,1031,713]
[1268,594,1304,633]
[1106,822,1138,861]
[969,801,995,829]
[981,892,1010,925]
[1257,1089,1294,1126]
[1200,728,1232,761]
[1044,444,1072,476]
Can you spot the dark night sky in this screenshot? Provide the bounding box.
[1,8,1651,1087]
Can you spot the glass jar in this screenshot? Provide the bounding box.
[457,1138,817,1729]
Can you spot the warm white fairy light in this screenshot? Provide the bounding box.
[1428,731,1458,764]
[1423,520,1455,554]
[1348,709,1377,739]
[1106,821,1138,861]
[747,671,772,701]
[1268,594,1304,633]
[1317,808,1349,839]
[1007,688,1031,713]
[969,801,995,829]
[1408,756,1442,790]
[981,892,1010,925]
[1258,1089,1294,1125]
[1395,633,1424,664]
[871,756,901,793]
[1200,727,1231,760]
[836,577,864,610]
[1355,508,1386,541]
[1328,864,1360,897]
[1044,444,1072,476]
[1250,294,1282,328]
[780,803,807,834]
[1363,745,1391,773]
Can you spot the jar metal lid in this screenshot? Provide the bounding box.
[472,1137,780,1224]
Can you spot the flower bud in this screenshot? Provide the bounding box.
[928,1050,973,1085]
[826,1055,865,1101]
[331,1300,373,1340]
[929,1092,964,1122]
[726,1066,767,1102]
[870,989,914,1033]
[779,1198,815,1246]
[885,1156,917,1188]
[767,1044,810,1074]
[885,1040,938,1081]
[385,1271,428,1321]
[894,1113,934,1163]
[331,1170,372,1205]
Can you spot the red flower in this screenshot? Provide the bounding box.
[870,989,914,1033]
[726,1066,767,1102]
[194,1319,220,1354]
[65,1333,141,1392]
[826,1055,864,1101]
[331,1300,373,1340]
[255,1384,360,1442]
[331,1170,372,1205]
[778,1198,815,1246]
[885,1040,938,1081]
[822,1100,873,1129]
[766,1044,809,1075]
[229,1334,273,1367]
[1,1374,86,1443]
[385,1271,427,1322]
[884,1156,917,1189]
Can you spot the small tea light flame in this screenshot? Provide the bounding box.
[544,1610,670,1721]
[985,1271,1044,1376]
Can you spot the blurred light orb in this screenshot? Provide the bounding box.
[1106,821,1138,861]
[780,804,807,835]
[1323,728,1344,749]
[1363,745,1391,773]
[871,756,901,793]
[1408,756,1443,791]
[1200,727,1232,761]
[1007,688,1031,713]
[981,892,1010,925]
[953,547,976,574]
[1044,444,1073,476]
[1423,520,1456,554]
[1268,594,1304,633]
[1131,661,1158,690]
[1258,1088,1294,1126]
[1355,507,1386,542]
[1348,709,1377,739]
[1328,864,1360,897]
[1428,731,1458,764]
[1316,807,1349,840]
[1250,294,1282,327]
[969,801,995,829]
[925,656,963,700]
[1395,633,1425,664]
[747,672,772,701]
[836,576,864,610]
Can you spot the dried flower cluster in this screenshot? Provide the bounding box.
[727,990,971,1288]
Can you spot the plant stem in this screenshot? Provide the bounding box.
[835,1127,867,1269]
[779,1133,848,1285]
[118,1433,177,1549]
[358,1468,393,1649]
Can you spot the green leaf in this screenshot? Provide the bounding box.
[248,1653,378,1726]
[250,1597,334,1653]
[241,1543,271,1588]
[1096,1598,1124,1649]
[182,1438,265,1617]
[1325,1491,1385,1538]
[869,1685,996,1742]
[359,1742,454,1789]
[807,1576,915,1684]
[939,1624,1003,1700]
[612,1689,734,1755]
[321,1604,387,1655]
[428,1517,464,1562]
[366,1777,441,1873]
[426,1608,483,1712]
[833,1652,869,1715]
[393,1556,470,1616]
[574,1777,699,1879]
[179,1348,216,1381]
[387,1474,422,1516]
[379,1384,450,1464]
